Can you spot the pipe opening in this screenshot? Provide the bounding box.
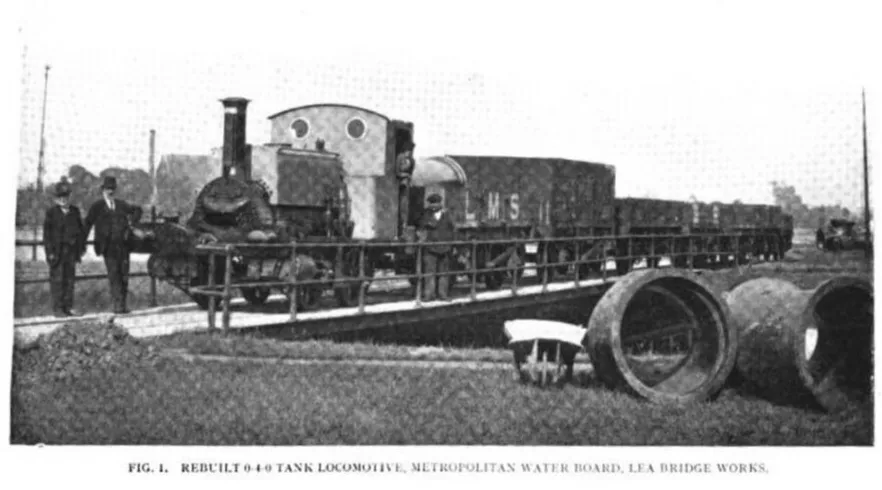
[805,284,873,406]
[620,277,724,396]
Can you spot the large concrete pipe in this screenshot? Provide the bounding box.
[726,276,873,412]
[585,268,737,404]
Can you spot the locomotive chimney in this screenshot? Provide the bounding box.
[220,97,250,180]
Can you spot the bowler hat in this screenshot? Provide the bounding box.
[101,176,117,190]
[53,180,71,197]
[427,193,443,204]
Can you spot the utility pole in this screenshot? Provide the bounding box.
[149,129,156,207]
[861,88,871,257]
[37,65,50,194]
[33,64,50,256]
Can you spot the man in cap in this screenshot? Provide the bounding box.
[417,193,456,301]
[43,178,86,317]
[83,176,142,314]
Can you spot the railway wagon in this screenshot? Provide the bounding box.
[613,198,793,272]
[614,198,732,270]
[408,155,616,286]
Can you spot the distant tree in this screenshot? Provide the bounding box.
[62,164,153,217]
[15,183,48,227]
[771,181,862,229]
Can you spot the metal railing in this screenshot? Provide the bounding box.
[15,209,167,308]
[188,231,787,332]
[15,237,162,303]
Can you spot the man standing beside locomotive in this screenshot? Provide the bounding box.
[83,176,142,314]
[43,178,86,317]
[418,193,455,301]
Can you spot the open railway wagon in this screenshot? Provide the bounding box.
[612,198,794,274]
[406,154,617,287]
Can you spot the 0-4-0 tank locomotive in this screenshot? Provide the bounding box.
[143,98,362,310]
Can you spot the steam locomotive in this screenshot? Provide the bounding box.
[138,97,794,309]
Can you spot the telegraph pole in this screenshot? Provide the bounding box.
[861,88,871,257]
[37,65,50,194]
[149,129,156,206]
[32,64,50,257]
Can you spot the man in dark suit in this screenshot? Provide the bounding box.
[83,176,142,314]
[417,193,456,301]
[43,178,85,317]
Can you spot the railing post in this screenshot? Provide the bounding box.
[734,234,740,268]
[687,234,694,269]
[511,241,519,297]
[357,240,366,314]
[573,239,581,287]
[649,234,656,268]
[207,251,217,331]
[222,245,233,333]
[415,242,423,306]
[289,241,298,321]
[627,234,633,273]
[149,206,157,307]
[470,238,478,301]
[540,239,549,293]
[601,238,608,282]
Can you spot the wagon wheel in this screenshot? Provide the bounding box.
[242,286,271,306]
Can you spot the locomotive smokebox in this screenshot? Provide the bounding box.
[220,97,250,180]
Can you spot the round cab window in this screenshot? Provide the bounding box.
[290,118,309,139]
[346,118,366,139]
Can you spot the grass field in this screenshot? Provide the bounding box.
[10,348,872,445]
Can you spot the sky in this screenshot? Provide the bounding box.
[11,0,882,210]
